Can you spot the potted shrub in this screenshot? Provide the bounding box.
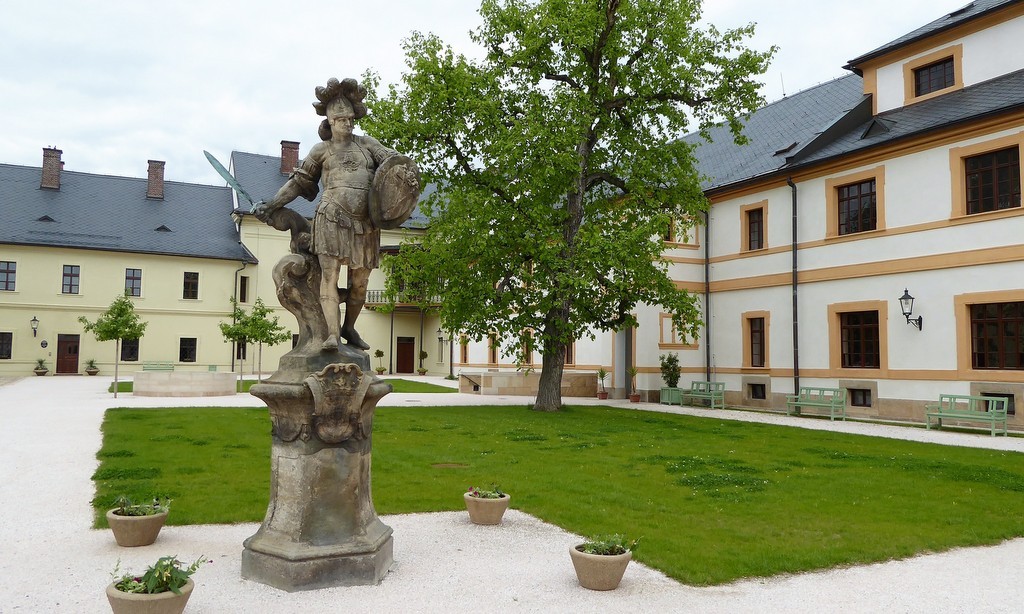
[107,555,206,614]
[463,485,510,525]
[417,350,429,375]
[659,353,681,405]
[569,534,640,591]
[106,496,170,547]
[33,358,48,376]
[373,349,387,375]
[627,366,640,402]
[596,368,609,400]
[85,358,100,376]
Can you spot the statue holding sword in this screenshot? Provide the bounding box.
[211,77,420,354]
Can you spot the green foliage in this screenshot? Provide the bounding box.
[93,405,1024,585]
[467,485,506,499]
[112,495,170,517]
[79,293,148,343]
[596,367,608,392]
[112,555,206,595]
[35,358,46,369]
[363,0,775,408]
[220,297,290,378]
[385,379,456,393]
[659,353,681,388]
[579,534,640,555]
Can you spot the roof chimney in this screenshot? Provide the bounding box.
[146,160,165,199]
[40,147,63,190]
[281,140,300,175]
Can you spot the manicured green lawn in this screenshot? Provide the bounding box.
[107,379,259,393]
[382,378,456,393]
[92,405,1024,585]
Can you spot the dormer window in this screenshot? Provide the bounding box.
[914,57,954,96]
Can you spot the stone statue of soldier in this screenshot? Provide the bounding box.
[254,77,413,353]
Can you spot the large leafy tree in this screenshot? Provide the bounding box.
[79,293,148,398]
[363,0,774,411]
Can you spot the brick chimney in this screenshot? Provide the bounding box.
[146,160,165,199]
[40,147,63,190]
[280,140,300,175]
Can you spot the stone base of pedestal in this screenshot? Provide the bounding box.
[241,535,393,592]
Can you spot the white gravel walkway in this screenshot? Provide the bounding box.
[1,375,1022,613]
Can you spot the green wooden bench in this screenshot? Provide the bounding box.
[786,387,847,421]
[680,381,725,410]
[142,362,174,372]
[925,394,1008,436]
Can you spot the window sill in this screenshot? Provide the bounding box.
[824,228,886,243]
[950,206,1024,224]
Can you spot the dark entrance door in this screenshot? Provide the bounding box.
[396,337,415,374]
[56,334,80,374]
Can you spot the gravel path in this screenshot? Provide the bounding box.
[1,375,1021,613]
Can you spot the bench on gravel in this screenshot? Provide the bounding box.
[925,394,1008,436]
[786,387,847,421]
[142,362,175,372]
[680,381,725,410]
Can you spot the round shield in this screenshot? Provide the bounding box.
[369,155,421,230]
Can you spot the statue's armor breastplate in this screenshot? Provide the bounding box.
[322,142,375,191]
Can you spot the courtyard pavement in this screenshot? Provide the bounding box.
[0,374,1022,613]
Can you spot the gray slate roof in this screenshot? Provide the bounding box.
[229,150,431,229]
[846,0,1020,69]
[684,75,866,191]
[0,163,256,262]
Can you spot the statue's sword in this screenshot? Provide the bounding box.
[203,150,262,213]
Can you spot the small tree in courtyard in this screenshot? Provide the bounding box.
[246,298,290,381]
[219,298,251,389]
[79,293,148,398]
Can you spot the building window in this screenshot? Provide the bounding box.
[913,57,954,96]
[849,388,872,407]
[0,332,12,359]
[746,208,764,250]
[125,268,142,297]
[0,261,15,291]
[182,272,199,299]
[62,265,80,294]
[970,302,1024,370]
[749,383,766,400]
[749,317,765,368]
[179,338,197,363]
[239,275,249,303]
[460,336,469,364]
[840,311,880,368]
[965,147,1020,215]
[488,334,498,365]
[121,338,139,362]
[236,341,247,360]
[837,179,876,235]
[564,342,575,366]
[981,392,1016,416]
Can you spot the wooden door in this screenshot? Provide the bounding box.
[396,337,415,373]
[56,334,80,374]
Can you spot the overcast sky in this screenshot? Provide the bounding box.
[0,0,970,185]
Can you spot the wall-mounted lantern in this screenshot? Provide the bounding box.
[30,316,39,337]
[898,289,923,331]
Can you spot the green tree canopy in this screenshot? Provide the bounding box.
[364,0,774,410]
[220,297,289,381]
[80,293,148,397]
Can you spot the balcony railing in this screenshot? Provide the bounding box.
[366,289,440,306]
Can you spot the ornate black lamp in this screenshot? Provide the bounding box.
[898,289,923,331]
[30,316,39,337]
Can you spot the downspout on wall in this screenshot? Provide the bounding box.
[231,261,248,372]
[787,178,800,393]
[703,210,712,383]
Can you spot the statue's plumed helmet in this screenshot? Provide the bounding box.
[314,78,368,141]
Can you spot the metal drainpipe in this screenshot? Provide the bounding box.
[787,178,800,394]
[231,261,247,372]
[703,210,712,383]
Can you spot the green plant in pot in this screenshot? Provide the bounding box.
[85,358,100,376]
[627,366,640,402]
[106,496,171,547]
[33,358,48,376]
[659,352,682,405]
[373,349,386,375]
[596,368,609,399]
[464,485,510,525]
[107,555,207,614]
[417,350,429,375]
[569,534,640,591]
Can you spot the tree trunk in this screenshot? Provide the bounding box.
[113,340,120,399]
[258,342,263,383]
[535,347,565,411]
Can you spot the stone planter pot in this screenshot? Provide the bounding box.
[107,509,168,547]
[86,367,100,376]
[569,545,632,591]
[596,391,609,400]
[463,493,510,525]
[106,579,193,614]
[33,368,47,376]
[628,393,641,403]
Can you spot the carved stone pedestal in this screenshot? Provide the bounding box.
[242,352,393,592]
